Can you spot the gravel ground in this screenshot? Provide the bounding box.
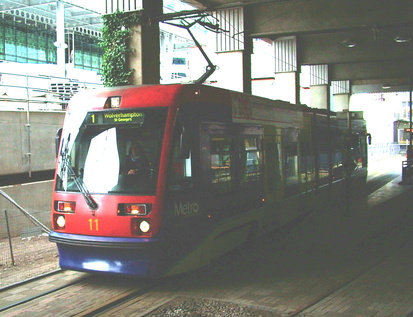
[146,297,278,317]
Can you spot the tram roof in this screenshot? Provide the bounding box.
[69,83,298,109]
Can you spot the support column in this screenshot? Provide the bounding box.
[128,0,161,85]
[242,9,252,94]
[295,67,301,105]
[242,45,252,94]
[55,0,66,77]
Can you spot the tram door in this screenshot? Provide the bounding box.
[200,122,236,218]
[264,129,283,203]
[162,121,206,258]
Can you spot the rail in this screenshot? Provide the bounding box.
[0,70,102,111]
[368,143,402,162]
[0,70,102,176]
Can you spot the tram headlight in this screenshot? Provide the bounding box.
[54,215,66,229]
[131,219,152,236]
[140,220,150,233]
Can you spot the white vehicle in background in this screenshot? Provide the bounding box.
[161,55,190,84]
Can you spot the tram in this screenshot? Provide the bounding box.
[49,84,369,277]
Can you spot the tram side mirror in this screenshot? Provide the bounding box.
[55,128,62,157]
[367,133,372,145]
[179,126,190,159]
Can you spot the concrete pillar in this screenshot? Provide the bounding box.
[333,93,350,111]
[242,45,252,94]
[242,9,253,94]
[273,72,298,104]
[310,84,329,109]
[127,0,162,85]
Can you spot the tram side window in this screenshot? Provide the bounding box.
[283,128,300,196]
[209,137,234,193]
[317,129,330,185]
[332,128,344,180]
[359,136,367,167]
[284,144,299,187]
[168,135,193,191]
[241,136,263,183]
[351,133,364,168]
[300,142,315,184]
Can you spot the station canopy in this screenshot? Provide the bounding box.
[0,0,103,35]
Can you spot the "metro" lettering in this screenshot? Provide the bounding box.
[174,201,200,216]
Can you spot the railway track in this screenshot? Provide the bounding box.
[0,269,163,316]
[0,270,73,313]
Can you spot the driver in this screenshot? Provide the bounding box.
[122,141,150,175]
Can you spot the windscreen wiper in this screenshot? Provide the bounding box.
[60,135,98,211]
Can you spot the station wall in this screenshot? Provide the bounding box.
[0,111,65,176]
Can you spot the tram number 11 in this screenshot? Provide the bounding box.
[88,219,99,231]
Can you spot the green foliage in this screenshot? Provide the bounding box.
[100,11,141,87]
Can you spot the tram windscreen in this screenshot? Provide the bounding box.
[56,108,167,195]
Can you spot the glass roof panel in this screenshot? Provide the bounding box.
[0,0,103,34]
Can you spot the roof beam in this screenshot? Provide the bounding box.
[330,60,413,81]
[248,0,413,38]
[298,29,413,65]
